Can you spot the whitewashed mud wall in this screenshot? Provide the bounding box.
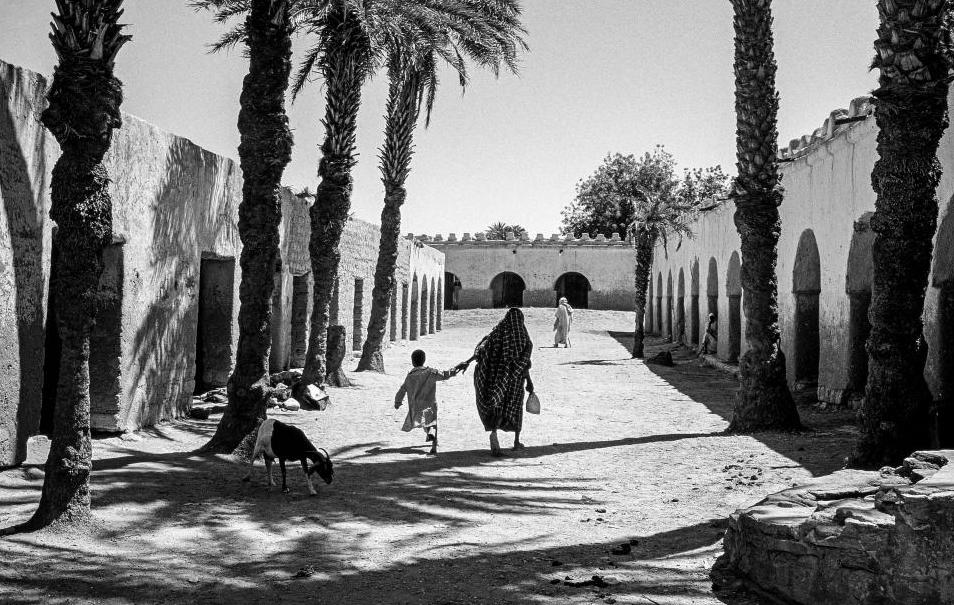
[0,59,444,466]
[650,94,954,405]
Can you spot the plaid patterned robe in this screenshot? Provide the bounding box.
[473,308,533,432]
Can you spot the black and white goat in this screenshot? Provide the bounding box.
[242,419,334,496]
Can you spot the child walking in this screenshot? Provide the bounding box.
[394,350,460,455]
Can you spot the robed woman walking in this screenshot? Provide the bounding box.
[458,308,534,455]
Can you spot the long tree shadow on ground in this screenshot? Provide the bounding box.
[3,431,721,541]
[0,516,761,604]
[606,331,858,477]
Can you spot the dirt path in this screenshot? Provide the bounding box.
[0,309,856,604]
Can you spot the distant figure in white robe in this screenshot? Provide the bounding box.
[553,297,573,347]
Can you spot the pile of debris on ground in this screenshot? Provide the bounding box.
[189,369,330,420]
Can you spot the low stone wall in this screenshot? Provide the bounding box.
[714,450,954,604]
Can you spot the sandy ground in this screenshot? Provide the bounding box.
[0,308,858,604]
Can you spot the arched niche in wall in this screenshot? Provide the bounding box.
[726,252,742,363]
[706,256,720,324]
[554,272,591,309]
[410,274,420,341]
[792,229,822,389]
[490,271,525,308]
[665,270,674,341]
[846,213,875,400]
[690,259,701,345]
[444,271,461,310]
[646,273,655,333]
[420,277,429,336]
[676,268,686,344]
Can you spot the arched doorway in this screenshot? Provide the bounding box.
[846,216,874,400]
[727,252,742,363]
[677,268,686,344]
[555,272,591,308]
[690,259,700,345]
[706,258,719,354]
[436,277,443,331]
[420,278,429,336]
[389,287,398,342]
[793,230,821,389]
[490,272,525,308]
[410,275,419,341]
[400,282,409,340]
[428,277,436,334]
[646,276,655,334]
[444,271,461,310]
[665,271,674,341]
[656,273,664,336]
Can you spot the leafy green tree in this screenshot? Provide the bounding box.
[357,1,528,373]
[192,0,295,453]
[727,0,800,432]
[561,148,726,240]
[485,221,528,240]
[561,149,727,357]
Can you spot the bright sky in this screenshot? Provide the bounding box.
[0,1,878,236]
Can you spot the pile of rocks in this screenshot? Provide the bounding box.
[713,450,954,604]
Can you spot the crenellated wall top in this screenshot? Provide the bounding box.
[778,95,874,162]
[409,231,633,247]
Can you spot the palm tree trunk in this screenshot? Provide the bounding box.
[18,0,129,531]
[302,10,367,386]
[357,60,422,373]
[356,184,406,372]
[631,225,655,358]
[850,0,951,468]
[203,0,292,454]
[727,0,800,432]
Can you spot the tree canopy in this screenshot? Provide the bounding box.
[561,147,728,242]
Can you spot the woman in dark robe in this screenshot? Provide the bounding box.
[457,308,534,455]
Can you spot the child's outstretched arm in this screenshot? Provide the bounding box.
[435,367,459,381]
[394,382,407,409]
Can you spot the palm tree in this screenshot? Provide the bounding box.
[630,199,697,358]
[192,0,295,453]
[296,0,374,386]
[295,0,526,385]
[357,1,528,373]
[726,0,800,432]
[850,0,953,468]
[15,0,131,531]
[486,221,528,240]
